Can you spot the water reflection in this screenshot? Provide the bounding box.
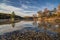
[11,22,15,28]
[0,20,60,40]
[33,20,38,27]
[32,19,60,32]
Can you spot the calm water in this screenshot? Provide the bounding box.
[0,21,34,34]
[0,21,60,34]
[0,21,60,40]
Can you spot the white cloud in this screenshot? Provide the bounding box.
[37,3,56,11]
[2,0,8,2]
[46,3,55,10]
[21,4,29,9]
[0,3,23,11]
[26,1,31,4]
[0,1,57,17]
[0,3,36,17]
[21,4,39,9]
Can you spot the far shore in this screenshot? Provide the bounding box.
[0,19,20,25]
[0,17,60,25]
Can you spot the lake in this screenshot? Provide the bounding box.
[0,21,60,40]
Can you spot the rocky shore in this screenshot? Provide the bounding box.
[0,27,60,40]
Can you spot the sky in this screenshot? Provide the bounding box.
[0,0,60,17]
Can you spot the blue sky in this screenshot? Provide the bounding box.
[0,0,60,16]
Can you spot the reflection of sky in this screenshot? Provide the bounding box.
[0,0,60,16]
[0,21,35,35]
[0,21,60,35]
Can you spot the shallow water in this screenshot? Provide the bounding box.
[0,21,60,40]
[0,21,35,34]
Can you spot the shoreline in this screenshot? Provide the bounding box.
[0,19,20,25]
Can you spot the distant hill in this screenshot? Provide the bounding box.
[23,16,33,20]
[0,13,23,20]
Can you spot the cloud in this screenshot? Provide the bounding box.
[46,3,55,9]
[0,3,36,17]
[0,2,56,17]
[37,3,56,11]
[21,4,29,9]
[0,3,23,11]
[2,0,8,3]
[26,1,31,4]
[21,4,39,11]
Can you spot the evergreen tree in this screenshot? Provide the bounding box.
[11,11,15,23]
[11,11,15,18]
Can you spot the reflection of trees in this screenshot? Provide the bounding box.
[11,22,15,28]
[33,20,38,27]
